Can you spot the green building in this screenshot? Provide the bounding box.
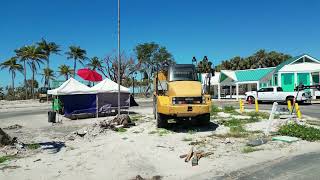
[206,54,320,99]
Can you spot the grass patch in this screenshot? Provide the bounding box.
[148,130,157,134]
[278,124,320,141]
[0,155,16,164]
[211,105,222,115]
[149,128,171,136]
[218,118,259,138]
[187,130,196,134]
[241,146,263,153]
[223,106,239,115]
[182,137,193,141]
[157,128,171,136]
[116,127,127,133]
[25,143,41,150]
[245,111,269,120]
[130,115,143,122]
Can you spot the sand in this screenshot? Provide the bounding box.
[1,100,320,180]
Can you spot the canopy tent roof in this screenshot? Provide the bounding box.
[91,78,130,93]
[48,78,94,95]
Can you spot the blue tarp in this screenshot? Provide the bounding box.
[60,94,96,115]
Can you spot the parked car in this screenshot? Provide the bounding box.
[245,86,312,104]
[38,87,52,103]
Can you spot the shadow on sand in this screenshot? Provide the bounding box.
[39,141,66,154]
[165,121,219,133]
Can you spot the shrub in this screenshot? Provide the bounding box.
[278,124,320,141]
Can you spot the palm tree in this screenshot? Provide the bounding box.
[87,56,107,77]
[87,56,102,70]
[58,64,73,81]
[15,46,30,99]
[65,46,87,77]
[0,57,23,98]
[41,68,55,87]
[37,39,60,87]
[22,45,47,99]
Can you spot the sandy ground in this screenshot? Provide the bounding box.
[1,100,320,180]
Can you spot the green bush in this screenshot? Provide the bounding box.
[278,124,320,141]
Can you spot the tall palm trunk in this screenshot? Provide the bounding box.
[11,71,15,99]
[23,60,27,99]
[46,56,50,88]
[73,58,77,77]
[32,62,35,100]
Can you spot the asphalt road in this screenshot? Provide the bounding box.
[0,108,49,119]
[221,152,320,180]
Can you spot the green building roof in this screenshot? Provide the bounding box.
[235,67,275,82]
[274,54,320,72]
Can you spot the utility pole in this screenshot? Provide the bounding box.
[117,0,121,116]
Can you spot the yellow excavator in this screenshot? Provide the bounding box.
[153,62,213,128]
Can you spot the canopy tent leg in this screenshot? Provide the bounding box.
[218,83,221,100]
[236,83,239,100]
[96,94,99,118]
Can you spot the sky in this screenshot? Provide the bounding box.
[0,0,319,87]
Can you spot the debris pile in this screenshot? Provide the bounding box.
[100,114,135,131]
[132,175,162,180]
[68,115,136,140]
[179,146,213,166]
[0,128,16,147]
[3,124,23,130]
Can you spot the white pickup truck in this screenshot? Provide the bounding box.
[245,86,312,103]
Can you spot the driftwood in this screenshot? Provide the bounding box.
[184,146,194,162]
[180,148,213,166]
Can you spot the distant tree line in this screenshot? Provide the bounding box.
[215,49,292,71]
[0,40,174,100]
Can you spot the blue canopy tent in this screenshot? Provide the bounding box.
[60,94,96,115]
[48,78,98,118]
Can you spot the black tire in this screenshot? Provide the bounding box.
[197,113,210,125]
[156,113,168,128]
[286,96,294,105]
[247,96,255,102]
[153,96,157,119]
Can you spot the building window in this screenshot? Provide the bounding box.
[274,74,278,86]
